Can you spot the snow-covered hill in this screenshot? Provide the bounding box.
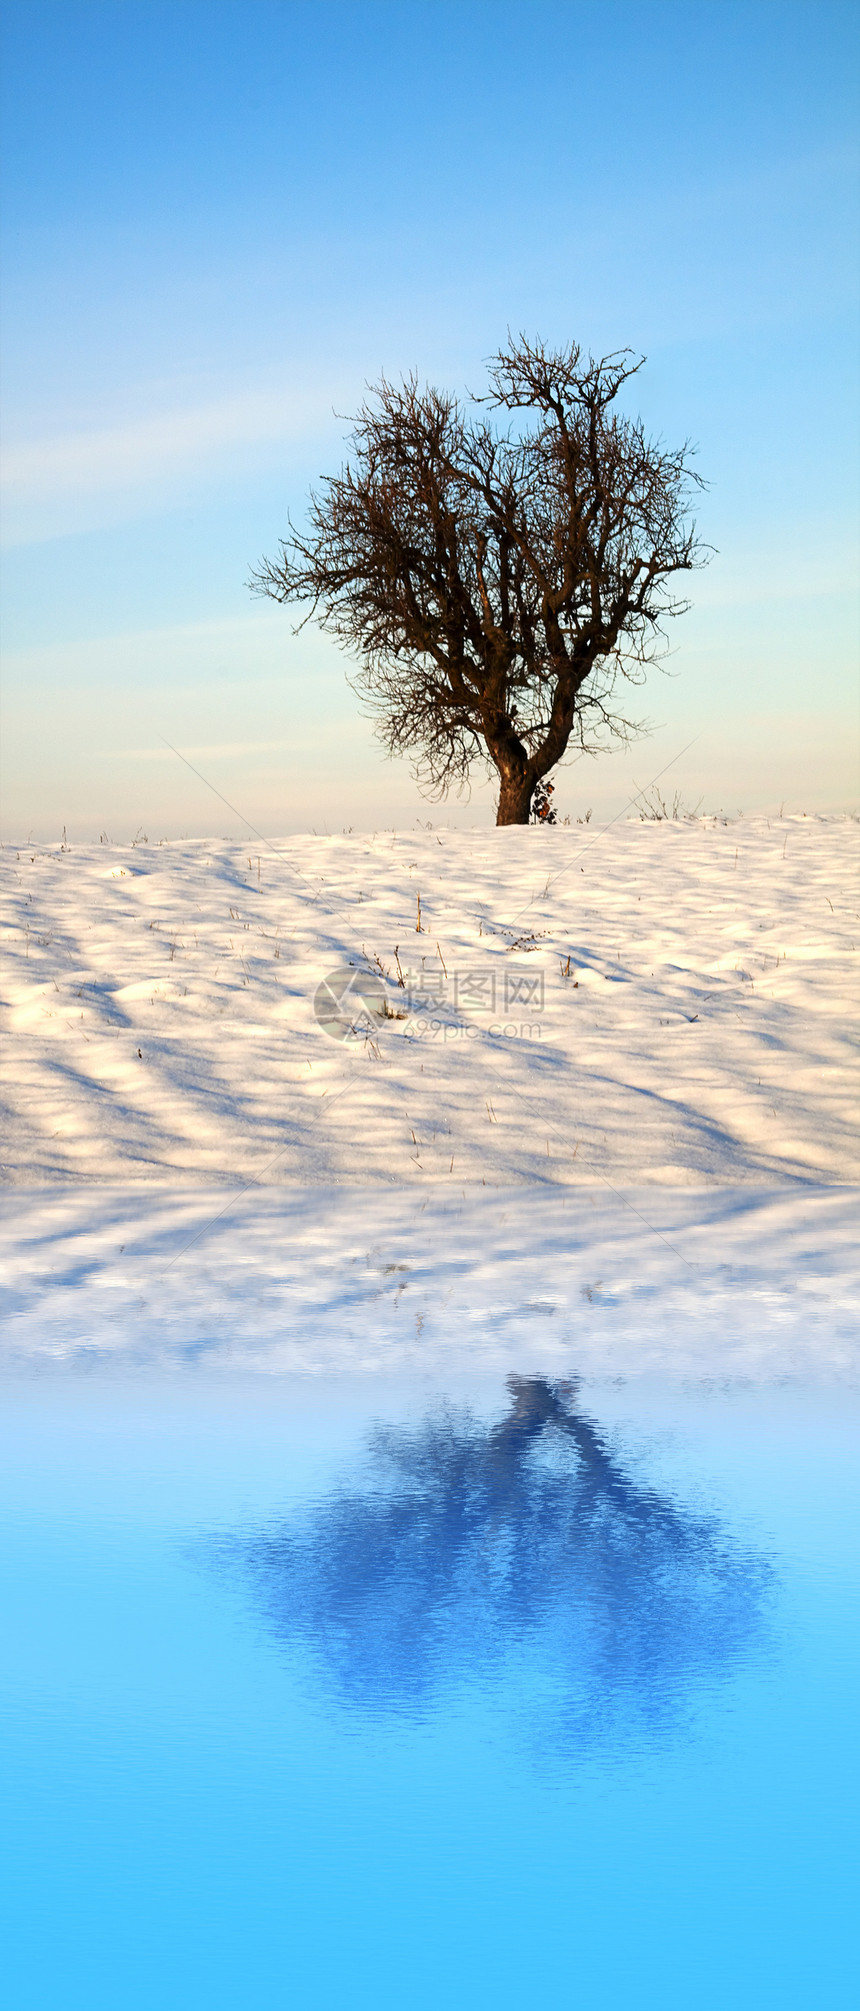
[2,815,857,1188]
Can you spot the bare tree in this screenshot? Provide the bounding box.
[251,336,707,825]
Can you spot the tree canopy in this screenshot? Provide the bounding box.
[252,337,706,824]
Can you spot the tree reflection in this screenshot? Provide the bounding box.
[232,1377,772,1740]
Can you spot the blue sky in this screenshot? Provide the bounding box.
[1,0,857,836]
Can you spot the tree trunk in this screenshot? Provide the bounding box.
[496,769,534,825]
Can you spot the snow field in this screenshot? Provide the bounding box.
[2,814,857,1187]
[2,1183,857,1382]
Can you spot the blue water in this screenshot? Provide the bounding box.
[1,1364,857,2009]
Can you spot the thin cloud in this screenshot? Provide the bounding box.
[1,384,336,504]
